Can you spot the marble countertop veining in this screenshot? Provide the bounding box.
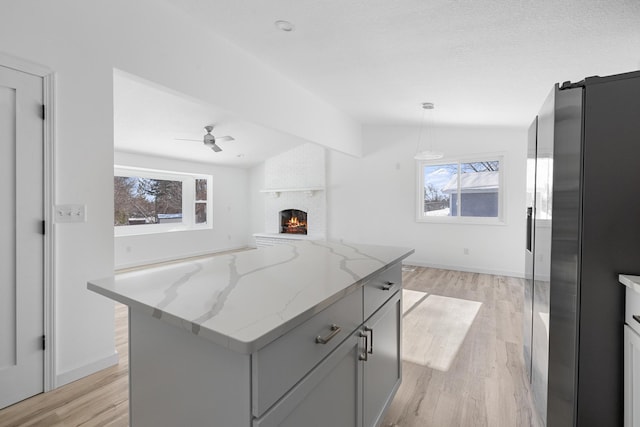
[88,240,414,354]
[619,274,640,294]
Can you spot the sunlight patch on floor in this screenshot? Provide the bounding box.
[402,289,429,315]
[402,291,482,371]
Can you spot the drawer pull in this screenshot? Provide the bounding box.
[315,324,341,344]
[358,330,369,361]
[364,326,373,354]
[634,315,640,324]
[382,281,394,291]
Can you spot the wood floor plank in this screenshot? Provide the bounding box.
[0,267,539,426]
[381,267,540,427]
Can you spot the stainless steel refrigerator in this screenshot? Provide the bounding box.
[524,70,640,427]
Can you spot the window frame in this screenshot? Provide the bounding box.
[114,165,213,237]
[415,153,506,225]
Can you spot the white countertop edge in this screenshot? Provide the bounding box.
[88,248,414,354]
[619,274,640,294]
[225,283,363,353]
[89,274,362,353]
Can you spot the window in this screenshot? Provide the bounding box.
[417,155,504,224]
[195,178,208,224]
[114,166,212,236]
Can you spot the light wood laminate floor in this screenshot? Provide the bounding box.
[0,267,540,426]
[381,267,541,427]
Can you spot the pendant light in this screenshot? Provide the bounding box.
[414,102,444,160]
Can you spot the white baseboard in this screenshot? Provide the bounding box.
[403,259,524,279]
[55,351,119,388]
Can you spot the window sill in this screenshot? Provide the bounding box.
[416,216,506,226]
[115,224,212,237]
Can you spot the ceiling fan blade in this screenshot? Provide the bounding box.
[211,143,223,152]
[174,138,202,142]
[216,135,235,142]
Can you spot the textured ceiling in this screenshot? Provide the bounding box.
[164,0,640,127]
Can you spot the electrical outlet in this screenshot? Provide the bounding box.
[55,204,86,223]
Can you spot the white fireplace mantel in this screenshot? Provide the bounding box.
[259,187,324,198]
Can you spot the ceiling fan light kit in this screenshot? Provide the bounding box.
[175,124,234,153]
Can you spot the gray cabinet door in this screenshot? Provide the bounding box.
[363,293,401,427]
[254,331,363,427]
[624,325,640,427]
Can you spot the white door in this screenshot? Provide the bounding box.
[0,65,44,409]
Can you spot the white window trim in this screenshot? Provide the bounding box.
[114,165,213,237]
[416,153,506,225]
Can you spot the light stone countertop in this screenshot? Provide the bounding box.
[88,240,414,354]
[619,274,640,294]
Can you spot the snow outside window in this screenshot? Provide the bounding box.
[416,155,505,225]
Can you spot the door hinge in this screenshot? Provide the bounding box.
[41,220,46,235]
[42,335,46,350]
[41,104,45,120]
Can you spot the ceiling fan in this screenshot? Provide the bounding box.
[175,125,235,152]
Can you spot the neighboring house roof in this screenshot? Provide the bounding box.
[442,171,499,193]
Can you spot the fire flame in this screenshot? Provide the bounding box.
[287,216,306,228]
[281,211,307,235]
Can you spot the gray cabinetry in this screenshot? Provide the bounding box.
[623,277,640,427]
[254,331,363,427]
[364,262,401,319]
[252,287,362,416]
[90,242,413,427]
[363,292,402,427]
[255,264,402,427]
[625,325,640,427]
[255,290,401,427]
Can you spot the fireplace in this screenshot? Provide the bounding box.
[280,209,308,235]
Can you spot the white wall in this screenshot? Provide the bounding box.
[249,162,267,244]
[0,0,360,387]
[113,152,250,269]
[327,125,527,277]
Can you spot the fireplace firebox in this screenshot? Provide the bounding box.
[280,209,308,235]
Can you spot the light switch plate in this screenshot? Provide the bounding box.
[55,204,86,223]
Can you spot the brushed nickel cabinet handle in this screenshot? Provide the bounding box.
[315,324,341,344]
[382,281,394,291]
[358,330,369,361]
[364,326,373,354]
[633,315,640,324]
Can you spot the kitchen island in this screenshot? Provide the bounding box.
[88,240,414,427]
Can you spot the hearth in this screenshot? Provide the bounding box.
[280,209,307,235]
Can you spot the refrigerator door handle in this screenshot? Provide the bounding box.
[526,206,533,252]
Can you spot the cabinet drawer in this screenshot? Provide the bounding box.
[364,262,402,320]
[252,287,362,417]
[253,331,362,427]
[626,287,640,336]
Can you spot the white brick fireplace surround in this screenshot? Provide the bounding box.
[255,143,326,247]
